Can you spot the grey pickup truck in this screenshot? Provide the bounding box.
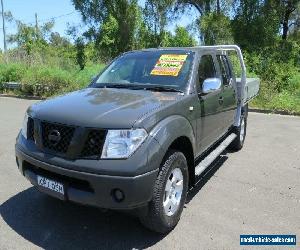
[15,45,259,233]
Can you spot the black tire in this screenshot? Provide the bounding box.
[229,105,248,151]
[139,151,189,234]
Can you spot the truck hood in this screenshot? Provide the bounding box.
[29,87,180,129]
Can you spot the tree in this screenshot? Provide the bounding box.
[280,0,300,39]
[289,2,300,39]
[176,0,211,15]
[8,20,54,55]
[49,32,70,47]
[143,0,174,46]
[232,0,280,51]
[168,26,197,46]
[200,12,233,45]
[98,14,119,59]
[72,0,143,59]
[174,0,232,43]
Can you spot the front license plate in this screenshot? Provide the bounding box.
[37,175,64,195]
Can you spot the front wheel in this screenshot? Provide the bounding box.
[139,151,189,233]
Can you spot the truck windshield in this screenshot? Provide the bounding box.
[92,50,194,92]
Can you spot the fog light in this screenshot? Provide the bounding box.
[112,188,125,202]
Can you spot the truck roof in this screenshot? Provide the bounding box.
[129,47,212,54]
[130,45,242,54]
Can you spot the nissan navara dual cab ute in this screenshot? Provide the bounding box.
[15,46,259,233]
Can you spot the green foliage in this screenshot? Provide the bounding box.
[143,0,175,47]
[75,37,86,70]
[73,0,144,60]
[227,38,300,113]
[21,66,72,96]
[279,0,300,39]
[244,41,300,113]
[251,88,300,113]
[232,0,281,51]
[166,26,197,46]
[0,62,105,97]
[98,14,120,60]
[50,32,71,47]
[110,0,142,53]
[8,20,54,55]
[0,63,26,82]
[244,41,300,93]
[200,12,234,45]
[72,64,105,89]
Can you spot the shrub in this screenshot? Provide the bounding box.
[244,48,299,93]
[0,62,105,97]
[21,66,72,96]
[0,63,26,82]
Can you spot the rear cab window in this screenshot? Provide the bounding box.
[217,55,232,86]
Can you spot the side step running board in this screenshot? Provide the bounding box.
[195,133,237,176]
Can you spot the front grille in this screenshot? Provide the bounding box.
[80,130,106,158]
[41,122,75,153]
[27,117,34,140]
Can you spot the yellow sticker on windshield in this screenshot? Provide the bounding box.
[150,54,188,77]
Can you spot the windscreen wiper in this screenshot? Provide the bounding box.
[95,83,183,93]
[143,86,184,93]
[103,83,140,89]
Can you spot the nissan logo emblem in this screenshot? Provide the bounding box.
[48,129,61,145]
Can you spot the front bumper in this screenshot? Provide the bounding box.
[15,146,159,209]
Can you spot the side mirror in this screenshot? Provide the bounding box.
[202,78,222,94]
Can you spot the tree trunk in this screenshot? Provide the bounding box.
[281,0,297,40]
[282,19,289,40]
[205,0,211,12]
[216,0,220,13]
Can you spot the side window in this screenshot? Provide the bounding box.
[217,55,232,86]
[198,55,216,86]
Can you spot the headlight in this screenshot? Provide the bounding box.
[21,112,29,139]
[101,129,148,159]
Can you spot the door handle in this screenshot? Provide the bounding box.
[218,96,224,105]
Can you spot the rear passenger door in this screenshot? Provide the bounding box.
[216,55,237,131]
[196,54,224,154]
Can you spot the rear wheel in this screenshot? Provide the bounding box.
[229,105,248,151]
[139,151,189,233]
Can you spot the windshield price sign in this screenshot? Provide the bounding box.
[151,54,188,77]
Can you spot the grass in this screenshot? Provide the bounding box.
[251,91,300,113]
